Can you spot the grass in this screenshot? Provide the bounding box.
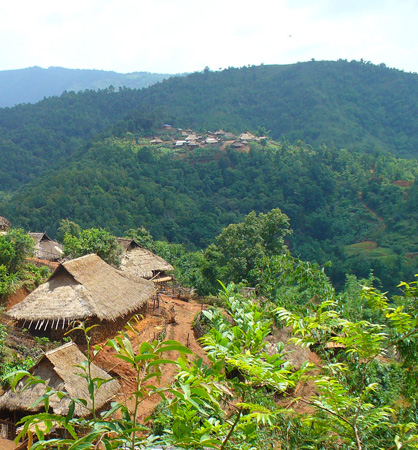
[345,241,397,260]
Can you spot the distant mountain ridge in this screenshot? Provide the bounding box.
[1,60,418,291]
[0,66,173,107]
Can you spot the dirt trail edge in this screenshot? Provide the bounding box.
[359,191,386,232]
[94,295,209,422]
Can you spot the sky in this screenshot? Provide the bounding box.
[1,0,417,75]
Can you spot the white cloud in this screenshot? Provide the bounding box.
[0,0,417,73]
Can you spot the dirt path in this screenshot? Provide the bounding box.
[359,191,386,232]
[0,438,16,450]
[93,295,208,422]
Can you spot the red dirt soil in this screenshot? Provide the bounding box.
[0,438,16,450]
[4,287,31,310]
[3,295,322,447]
[93,297,321,421]
[92,295,209,422]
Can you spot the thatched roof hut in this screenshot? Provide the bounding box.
[29,232,63,261]
[0,342,120,417]
[0,216,11,231]
[118,240,173,282]
[7,254,155,331]
[239,132,256,141]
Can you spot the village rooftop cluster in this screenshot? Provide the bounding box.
[0,218,176,446]
[149,127,269,150]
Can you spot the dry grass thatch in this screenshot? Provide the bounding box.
[120,247,174,279]
[29,232,63,261]
[0,216,11,229]
[0,342,120,417]
[7,254,155,324]
[239,132,256,141]
[116,237,140,252]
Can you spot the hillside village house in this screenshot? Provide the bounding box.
[7,254,155,341]
[29,232,63,261]
[117,238,174,283]
[150,137,163,144]
[0,216,11,232]
[0,342,120,431]
[239,132,256,141]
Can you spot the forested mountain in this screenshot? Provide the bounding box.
[137,60,418,158]
[0,66,172,107]
[1,60,418,291]
[2,135,417,292]
[0,60,417,190]
[2,61,418,450]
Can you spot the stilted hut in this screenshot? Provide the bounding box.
[0,341,120,424]
[29,232,63,262]
[7,254,155,341]
[117,238,174,284]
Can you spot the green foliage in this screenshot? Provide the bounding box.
[0,228,34,273]
[2,60,418,197]
[6,267,418,449]
[124,226,156,251]
[1,61,418,294]
[13,319,192,450]
[62,224,122,266]
[166,284,303,450]
[57,219,82,242]
[257,251,335,312]
[20,263,52,291]
[0,355,35,388]
[275,279,418,449]
[0,228,41,298]
[3,135,418,292]
[0,265,19,298]
[203,209,291,290]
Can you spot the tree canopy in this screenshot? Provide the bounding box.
[61,221,122,267]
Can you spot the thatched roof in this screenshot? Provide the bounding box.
[29,232,63,261]
[7,254,155,325]
[120,247,174,280]
[116,237,141,252]
[239,132,256,141]
[0,216,11,228]
[0,342,120,417]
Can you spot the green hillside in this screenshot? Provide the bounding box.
[1,60,418,290]
[134,60,418,157]
[1,60,418,191]
[2,133,417,291]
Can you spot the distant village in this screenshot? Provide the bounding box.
[147,126,269,151]
[0,216,184,448]
[0,127,270,448]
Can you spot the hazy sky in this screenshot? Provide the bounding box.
[1,0,417,74]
